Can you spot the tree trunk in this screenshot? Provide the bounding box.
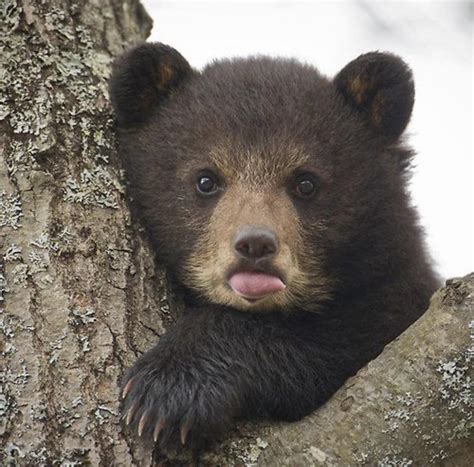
[1,1,169,464]
[1,2,472,466]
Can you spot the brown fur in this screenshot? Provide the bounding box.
[349,75,368,105]
[184,181,328,311]
[180,139,329,311]
[154,63,175,90]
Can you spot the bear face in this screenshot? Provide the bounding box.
[111,45,416,313]
[109,43,437,455]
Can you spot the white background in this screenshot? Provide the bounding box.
[142,0,473,280]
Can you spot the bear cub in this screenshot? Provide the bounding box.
[109,43,439,454]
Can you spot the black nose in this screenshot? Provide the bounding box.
[234,226,279,260]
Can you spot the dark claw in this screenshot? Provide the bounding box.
[153,417,166,443]
[138,410,148,437]
[180,422,190,445]
[122,376,135,399]
[126,401,138,426]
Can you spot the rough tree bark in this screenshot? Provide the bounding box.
[1,1,169,465]
[0,1,472,466]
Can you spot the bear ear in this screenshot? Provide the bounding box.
[109,42,194,127]
[334,52,415,142]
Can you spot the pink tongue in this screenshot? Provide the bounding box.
[228,272,285,299]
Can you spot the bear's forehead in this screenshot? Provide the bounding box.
[172,61,337,183]
[208,138,311,185]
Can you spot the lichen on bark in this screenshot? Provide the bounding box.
[0,1,167,464]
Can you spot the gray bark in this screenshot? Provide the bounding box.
[1,1,168,465]
[1,1,472,466]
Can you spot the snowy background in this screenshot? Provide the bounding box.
[141,0,473,280]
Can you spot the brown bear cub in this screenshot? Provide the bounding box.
[109,43,439,454]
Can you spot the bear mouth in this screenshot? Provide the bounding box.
[227,268,286,301]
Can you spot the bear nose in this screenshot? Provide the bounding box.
[233,226,279,260]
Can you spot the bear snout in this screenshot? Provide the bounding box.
[233,226,279,261]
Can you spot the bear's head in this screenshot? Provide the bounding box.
[110,43,415,312]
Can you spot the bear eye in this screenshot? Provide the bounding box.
[196,172,219,196]
[294,174,318,198]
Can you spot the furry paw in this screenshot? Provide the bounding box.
[120,353,238,454]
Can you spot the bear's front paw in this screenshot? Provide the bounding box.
[120,357,238,454]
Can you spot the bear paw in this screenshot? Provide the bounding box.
[120,357,238,454]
